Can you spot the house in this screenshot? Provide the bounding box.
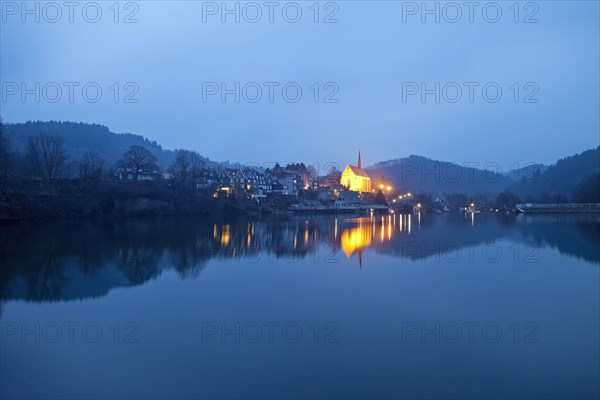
[341,151,371,193]
[335,190,361,209]
[257,173,274,192]
[287,169,315,193]
[272,171,295,195]
[218,168,246,191]
[114,167,159,181]
[318,186,334,201]
[250,172,273,201]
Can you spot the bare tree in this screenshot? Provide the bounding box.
[79,152,105,182]
[0,119,14,202]
[118,145,157,180]
[170,150,202,187]
[171,150,191,183]
[27,134,67,184]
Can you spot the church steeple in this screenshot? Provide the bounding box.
[358,150,362,169]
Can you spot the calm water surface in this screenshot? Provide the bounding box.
[1,213,599,399]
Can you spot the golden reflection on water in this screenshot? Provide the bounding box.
[211,214,414,261]
[341,220,372,257]
[340,214,412,258]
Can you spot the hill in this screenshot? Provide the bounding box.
[367,155,514,195]
[4,121,179,167]
[509,147,600,198]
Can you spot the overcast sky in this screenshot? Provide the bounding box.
[1,1,598,172]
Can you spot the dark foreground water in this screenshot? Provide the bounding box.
[1,213,598,399]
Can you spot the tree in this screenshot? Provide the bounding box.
[0,119,14,202]
[324,167,341,186]
[444,192,468,208]
[495,190,521,210]
[79,152,105,182]
[170,150,202,187]
[27,134,67,184]
[572,174,600,203]
[374,190,388,205]
[118,145,157,180]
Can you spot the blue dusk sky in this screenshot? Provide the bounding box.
[1,1,598,171]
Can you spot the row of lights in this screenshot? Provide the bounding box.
[378,184,393,192]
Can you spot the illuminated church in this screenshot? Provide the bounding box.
[340,151,371,193]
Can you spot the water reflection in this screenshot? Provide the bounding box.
[341,219,372,257]
[0,213,598,306]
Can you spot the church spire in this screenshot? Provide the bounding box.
[358,150,362,169]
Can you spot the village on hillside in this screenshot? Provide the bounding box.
[112,150,418,214]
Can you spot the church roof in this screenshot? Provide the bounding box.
[345,165,371,178]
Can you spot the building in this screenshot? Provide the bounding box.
[318,186,334,201]
[271,173,294,195]
[340,151,371,193]
[114,167,159,181]
[218,168,246,191]
[335,190,361,209]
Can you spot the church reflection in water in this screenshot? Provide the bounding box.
[338,214,412,267]
[211,214,414,268]
[1,213,598,305]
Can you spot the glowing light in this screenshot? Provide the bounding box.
[220,225,230,246]
[341,164,372,192]
[341,223,372,257]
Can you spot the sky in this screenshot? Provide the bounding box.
[1,0,599,172]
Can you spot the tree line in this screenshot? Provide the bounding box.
[0,120,256,219]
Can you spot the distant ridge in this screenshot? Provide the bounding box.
[2,120,244,169]
[509,146,600,197]
[4,120,176,166]
[367,149,597,197]
[366,155,514,195]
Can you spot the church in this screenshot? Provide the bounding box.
[340,152,372,193]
